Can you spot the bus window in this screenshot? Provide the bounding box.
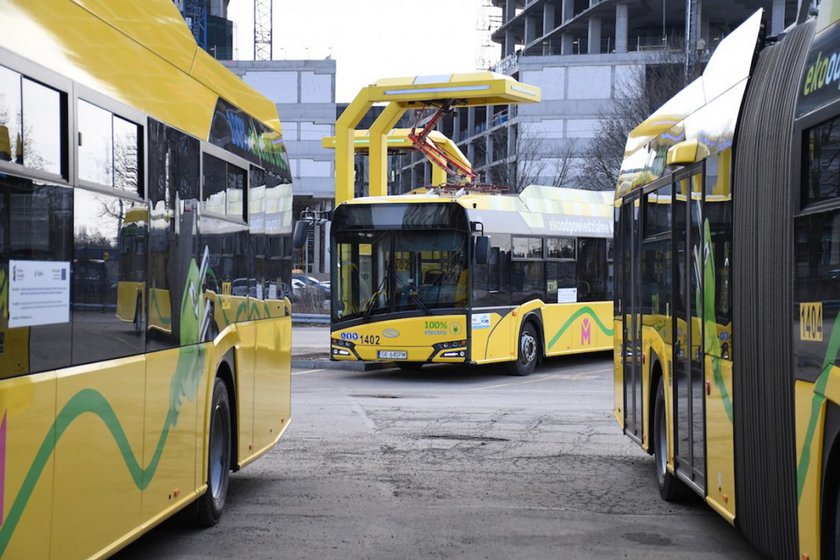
[0,175,72,378]
[73,188,145,364]
[0,65,21,164]
[804,114,840,207]
[577,238,608,302]
[473,233,511,307]
[21,76,63,176]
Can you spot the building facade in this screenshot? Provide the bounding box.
[224,60,337,274]
[393,0,799,193]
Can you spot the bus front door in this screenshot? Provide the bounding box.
[673,168,706,493]
[620,195,643,444]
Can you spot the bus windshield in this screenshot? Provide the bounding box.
[333,228,468,321]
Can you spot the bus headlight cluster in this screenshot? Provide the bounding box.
[437,340,466,350]
[332,338,356,349]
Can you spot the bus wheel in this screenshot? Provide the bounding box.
[508,322,538,376]
[196,377,232,526]
[654,376,688,502]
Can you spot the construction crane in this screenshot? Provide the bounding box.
[254,0,273,60]
[177,0,272,61]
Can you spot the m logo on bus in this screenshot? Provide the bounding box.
[800,302,823,342]
[581,317,591,345]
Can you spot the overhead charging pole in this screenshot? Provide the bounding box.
[322,129,475,188]
[332,72,541,205]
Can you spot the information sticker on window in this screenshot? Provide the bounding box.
[9,260,70,328]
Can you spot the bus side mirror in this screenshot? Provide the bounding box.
[292,221,309,249]
[475,236,490,265]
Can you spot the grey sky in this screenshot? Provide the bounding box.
[228,0,499,102]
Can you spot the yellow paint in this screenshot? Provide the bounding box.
[705,355,736,522]
[0,2,293,557]
[368,103,407,197]
[796,378,823,560]
[1,1,282,143]
[801,303,824,342]
[322,129,472,186]
[116,282,144,323]
[613,318,624,427]
[334,72,540,204]
[251,313,292,458]
[52,357,146,560]
[542,301,613,356]
[332,314,470,363]
[0,371,56,560]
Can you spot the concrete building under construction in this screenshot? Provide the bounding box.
[393,0,801,192]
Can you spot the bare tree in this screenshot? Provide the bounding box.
[491,123,577,192]
[579,51,687,191]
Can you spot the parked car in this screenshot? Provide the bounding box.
[292,274,329,298]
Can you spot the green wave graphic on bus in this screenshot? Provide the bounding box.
[0,256,208,556]
[796,313,840,501]
[698,219,733,423]
[547,306,613,350]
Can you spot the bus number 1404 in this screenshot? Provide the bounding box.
[800,302,823,342]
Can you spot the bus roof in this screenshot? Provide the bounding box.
[1,0,282,139]
[339,185,613,239]
[617,9,763,198]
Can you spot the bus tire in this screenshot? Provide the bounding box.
[508,322,538,376]
[654,376,688,502]
[196,377,232,526]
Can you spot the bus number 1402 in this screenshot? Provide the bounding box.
[360,335,380,345]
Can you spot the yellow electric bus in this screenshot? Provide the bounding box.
[613,3,840,558]
[0,1,293,558]
[330,185,613,374]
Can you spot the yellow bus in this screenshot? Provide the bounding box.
[613,3,840,557]
[0,1,293,558]
[330,185,613,374]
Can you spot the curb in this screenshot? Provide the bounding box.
[291,358,392,371]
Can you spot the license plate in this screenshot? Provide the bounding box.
[378,350,407,360]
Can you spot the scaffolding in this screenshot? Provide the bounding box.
[182,0,207,50]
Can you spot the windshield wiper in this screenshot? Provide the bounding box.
[395,275,432,315]
[362,275,389,322]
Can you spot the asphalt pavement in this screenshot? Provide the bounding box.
[291,323,334,368]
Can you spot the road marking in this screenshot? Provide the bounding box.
[292,368,325,376]
[481,376,555,390]
[555,372,600,380]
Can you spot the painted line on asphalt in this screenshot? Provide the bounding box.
[292,368,325,376]
[480,375,555,390]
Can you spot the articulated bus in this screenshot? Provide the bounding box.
[330,185,613,374]
[0,1,293,558]
[612,2,840,557]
